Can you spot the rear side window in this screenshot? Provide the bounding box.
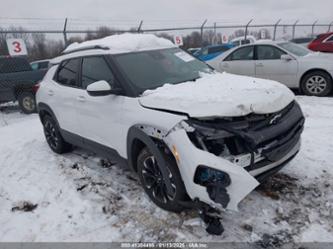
[81,56,115,89]
[226,46,254,61]
[0,58,31,73]
[56,59,80,87]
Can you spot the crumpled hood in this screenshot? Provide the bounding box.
[139,72,295,118]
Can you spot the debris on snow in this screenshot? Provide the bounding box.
[11,201,38,212]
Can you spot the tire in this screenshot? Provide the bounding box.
[301,71,332,96]
[42,115,73,154]
[137,147,187,213]
[18,92,37,114]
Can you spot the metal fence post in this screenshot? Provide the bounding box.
[244,19,253,40]
[200,19,207,48]
[292,20,299,39]
[311,20,318,38]
[273,19,281,41]
[137,20,143,33]
[63,18,68,46]
[328,21,333,32]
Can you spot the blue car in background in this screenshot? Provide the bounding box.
[193,44,234,61]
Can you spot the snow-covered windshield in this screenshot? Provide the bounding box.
[278,42,311,56]
[113,47,213,94]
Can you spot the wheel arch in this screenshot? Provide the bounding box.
[37,103,59,127]
[300,68,333,89]
[126,125,171,173]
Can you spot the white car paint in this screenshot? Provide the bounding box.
[37,34,302,212]
[207,41,333,91]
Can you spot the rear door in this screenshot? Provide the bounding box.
[254,45,298,87]
[220,45,255,76]
[49,58,82,134]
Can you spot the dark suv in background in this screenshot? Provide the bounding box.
[0,56,47,113]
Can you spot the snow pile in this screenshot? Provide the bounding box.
[140,72,295,117]
[64,33,176,54]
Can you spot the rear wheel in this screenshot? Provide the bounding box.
[137,147,187,213]
[42,115,72,154]
[301,71,332,96]
[18,92,36,114]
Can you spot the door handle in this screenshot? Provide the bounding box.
[47,90,54,96]
[77,96,86,102]
[256,63,264,67]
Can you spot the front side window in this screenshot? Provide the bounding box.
[226,46,254,61]
[256,45,286,60]
[56,58,80,87]
[81,57,115,89]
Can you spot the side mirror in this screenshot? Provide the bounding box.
[87,80,112,96]
[281,54,293,61]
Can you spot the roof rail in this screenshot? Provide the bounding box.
[62,45,110,54]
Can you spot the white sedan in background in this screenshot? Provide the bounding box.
[207,41,333,96]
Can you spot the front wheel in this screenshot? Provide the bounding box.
[137,147,187,213]
[42,115,72,154]
[301,71,332,96]
[18,92,37,114]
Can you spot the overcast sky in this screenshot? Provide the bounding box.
[0,0,332,29]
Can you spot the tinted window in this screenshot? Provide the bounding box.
[226,46,254,61]
[257,45,286,60]
[0,58,31,73]
[31,63,39,70]
[56,59,80,87]
[39,61,49,69]
[81,57,115,89]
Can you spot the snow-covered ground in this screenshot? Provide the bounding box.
[0,96,332,243]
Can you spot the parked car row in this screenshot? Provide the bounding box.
[207,40,333,96]
[0,56,47,113]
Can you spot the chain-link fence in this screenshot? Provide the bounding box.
[0,18,332,61]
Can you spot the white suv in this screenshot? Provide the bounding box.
[37,34,304,235]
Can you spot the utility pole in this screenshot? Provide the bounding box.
[273,19,281,41]
[63,18,68,46]
[200,19,207,48]
[292,20,299,40]
[311,20,318,38]
[137,20,143,33]
[244,19,253,40]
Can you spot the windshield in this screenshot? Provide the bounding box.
[278,42,311,56]
[113,47,213,94]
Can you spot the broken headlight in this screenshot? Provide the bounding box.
[194,165,231,187]
[194,166,231,208]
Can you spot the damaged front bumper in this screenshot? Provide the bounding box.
[164,101,304,211]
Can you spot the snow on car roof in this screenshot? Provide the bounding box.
[50,33,176,64]
[63,33,176,54]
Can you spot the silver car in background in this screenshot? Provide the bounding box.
[208,41,333,96]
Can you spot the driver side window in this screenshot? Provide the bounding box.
[81,56,115,89]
